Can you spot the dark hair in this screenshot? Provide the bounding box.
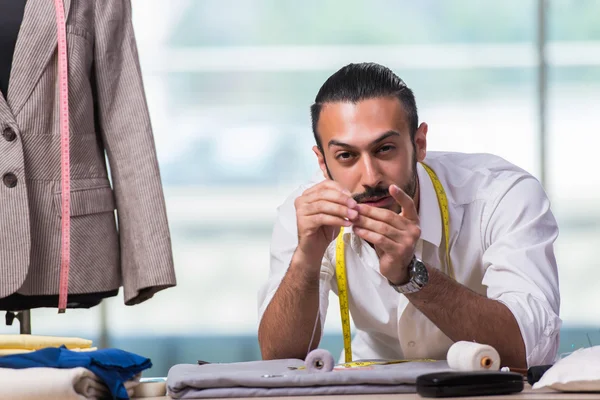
[310,62,418,150]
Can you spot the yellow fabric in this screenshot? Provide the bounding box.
[0,347,98,356]
[0,335,93,350]
[0,349,34,356]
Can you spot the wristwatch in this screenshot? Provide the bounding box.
[388,256,429,294]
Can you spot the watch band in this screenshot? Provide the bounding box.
[388,257,427,294]
[390,279,422,294]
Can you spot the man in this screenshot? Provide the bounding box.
[257,62,561,369]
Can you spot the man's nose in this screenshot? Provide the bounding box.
[360,156,383,189]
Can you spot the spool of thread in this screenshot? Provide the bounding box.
[447,341,501,372]
[305,349,334,373]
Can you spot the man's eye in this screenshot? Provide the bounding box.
[336,152,353,160]
[378,145,395,153]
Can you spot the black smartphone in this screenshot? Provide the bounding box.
[416,371,524,398]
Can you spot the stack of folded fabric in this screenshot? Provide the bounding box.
[167,358,452,398]
[0,366,140,399]
[0,335,152,400]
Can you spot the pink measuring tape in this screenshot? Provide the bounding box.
[54,0,71,313]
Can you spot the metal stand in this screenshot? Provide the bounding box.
[5,310,31,334]
[537,0,548,190]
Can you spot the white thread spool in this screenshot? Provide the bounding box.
[305,349,335,373]
[447,341,501,371]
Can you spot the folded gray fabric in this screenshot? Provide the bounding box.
[167,358,451,399]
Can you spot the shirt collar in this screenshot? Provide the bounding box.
[342,162,442,251]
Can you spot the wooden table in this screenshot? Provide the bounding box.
[135,385,600,399]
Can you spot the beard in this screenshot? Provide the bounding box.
[352,168,417,214]
[352,171,417,204]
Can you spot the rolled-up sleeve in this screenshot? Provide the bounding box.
[481,177,561,367]
[257,177,332,334]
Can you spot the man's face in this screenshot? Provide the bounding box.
[314,97,427,214]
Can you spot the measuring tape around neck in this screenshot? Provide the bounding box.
[54,0,71,313]
[420,162,455,280]
[334,162,454,362]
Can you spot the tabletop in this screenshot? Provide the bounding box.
[134,385,600,399]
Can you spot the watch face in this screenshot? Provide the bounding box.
[412,260,429,285]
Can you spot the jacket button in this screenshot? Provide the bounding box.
[3,173,18,188]
[2,127,16,142]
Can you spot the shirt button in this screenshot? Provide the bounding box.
[408,341,416,347]
[2,127,16,142]
[3,173,18,188]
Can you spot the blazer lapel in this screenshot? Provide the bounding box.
[7,0,72,118]
[0,94,16,125]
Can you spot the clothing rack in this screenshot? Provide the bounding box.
[5,310,31,334]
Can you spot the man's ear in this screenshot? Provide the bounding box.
[313,145,331,180]
[414,122,428,162]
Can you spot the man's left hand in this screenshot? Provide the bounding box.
[353,184,421,285]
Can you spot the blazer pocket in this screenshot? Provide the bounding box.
[54,186,116,217]
[66,25,93,43]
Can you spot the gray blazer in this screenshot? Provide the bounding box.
[0,0,177,305]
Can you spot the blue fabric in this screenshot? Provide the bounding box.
[0,346,152,399]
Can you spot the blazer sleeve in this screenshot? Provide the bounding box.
[92,0,176,305]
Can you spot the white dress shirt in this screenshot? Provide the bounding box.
[258,151,561,367]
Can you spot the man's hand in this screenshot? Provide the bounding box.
[260,180,357,360]
[294,180,358,264]
[352,184,421,284]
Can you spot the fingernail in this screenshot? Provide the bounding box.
[347,209,358,219]
[347,198,357,208]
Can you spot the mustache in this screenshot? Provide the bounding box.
[352,186,390,203]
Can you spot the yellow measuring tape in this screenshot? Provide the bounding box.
[420,162,455,280]
[292,358,436,370]
[335,162,455,363]
[336,358,436,368]
[335,231,352,363]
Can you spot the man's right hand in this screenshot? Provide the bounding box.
[294,180,359,263]
[260,180,356,359]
